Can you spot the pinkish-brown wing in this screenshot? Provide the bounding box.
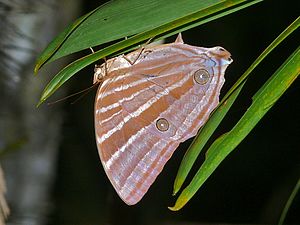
[94,43,231,205]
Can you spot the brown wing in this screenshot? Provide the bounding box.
[94,43,231,205]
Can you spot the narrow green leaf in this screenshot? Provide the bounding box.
[223,16,300,101]
[38,0,262,105]
[117,0,263,57]
[37,35,144,106]
[169,45,300,211]
[34,7,100,74]
[172,16,300,195]
[278,178,300,225]
[36,0,261,70]
[173,81,245,195]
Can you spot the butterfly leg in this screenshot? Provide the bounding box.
[89,47,95,54]
[122,37,154,65]
[122,48,145,65]
[89,47,108,75]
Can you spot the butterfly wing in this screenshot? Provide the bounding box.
[94,43,232,205]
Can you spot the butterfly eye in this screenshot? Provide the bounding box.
[156,118,169,132]
[193,69,210,85]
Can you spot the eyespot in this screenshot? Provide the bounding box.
[193,69,210,85]
[156,118,169,132]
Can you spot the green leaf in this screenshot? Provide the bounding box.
[34,7,100,74]
[37,0,262,105]
[169,45,300,211]
[172,16,300,196]
[35,0,262,73]
[172,81,245,196]
[278,178,300,225]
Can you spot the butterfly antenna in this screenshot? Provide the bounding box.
[48,47,104,106]
[47,83,98,106]
[70,83,98,104]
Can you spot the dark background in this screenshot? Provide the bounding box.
[49,1,299,225]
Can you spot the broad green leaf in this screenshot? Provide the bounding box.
[35,0,262,73]
[169,45,300,211]
[172,16,300,196]
[37,0,262,105]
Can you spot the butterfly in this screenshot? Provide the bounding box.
[93,33,232,205]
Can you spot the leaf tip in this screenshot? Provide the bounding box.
[172,186,179,196]
[34,63,41,75]
[36,99,45,107]
[168,205,180,211]
[173,177,184,196]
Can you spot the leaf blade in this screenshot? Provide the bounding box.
[37,0,262,105]
[170,45,300,211]
[172,15,300,196]
[34,7,100,74]
[38,0,252,65]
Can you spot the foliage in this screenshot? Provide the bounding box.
[34,0,299,211]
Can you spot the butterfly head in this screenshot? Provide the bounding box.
[93,64,106,84]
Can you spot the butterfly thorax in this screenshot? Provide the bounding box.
[93,50,146,84]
